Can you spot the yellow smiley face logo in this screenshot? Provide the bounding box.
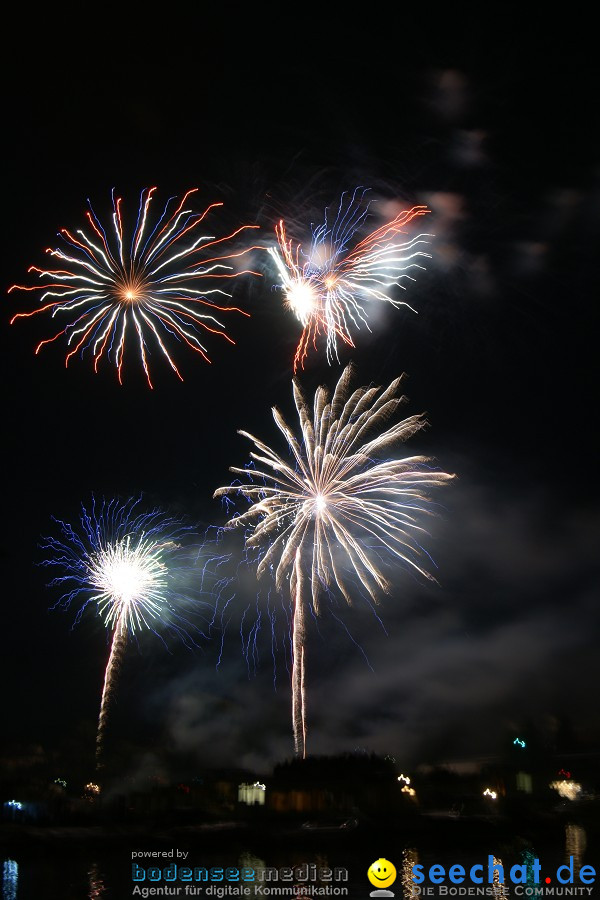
[368,858,397,889]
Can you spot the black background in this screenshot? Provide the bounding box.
[2,13,598,776]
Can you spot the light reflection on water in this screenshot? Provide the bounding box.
[2,859,18,900]
[565,823,587,875]
[401,848,419,899]
[521,849,542,898]
[88,861,106,898]
[1,821,593,900]
[490,856,509,900]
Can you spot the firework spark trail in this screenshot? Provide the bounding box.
[214,364,454,757]
[9,187,261,387]
[268,188,432,371]
[42,497,209,772]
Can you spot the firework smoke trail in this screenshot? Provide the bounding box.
[42,497,207,772]
[268,188,432,371]
[96,618,128,765]
[291,550,307,757]
[9,187,261,387]
[214,364,454,757]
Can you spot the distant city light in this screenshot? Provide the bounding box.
[397,774,416,798]
[238,782,266,806]
[516,771,533,793]
[550,779,582,801]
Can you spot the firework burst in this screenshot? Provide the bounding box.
[268,188,432,371]
[42,496,205,770]
[214,365,454,757]
[10,187,261,387]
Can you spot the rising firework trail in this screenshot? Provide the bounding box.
[10,187,261,387]
[268,188,432,371]
[42,497,205,771]
[214,365,453,757]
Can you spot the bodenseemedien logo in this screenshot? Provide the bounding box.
[131,863,349,897]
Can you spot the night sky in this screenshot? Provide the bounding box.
[2,16,598,778]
